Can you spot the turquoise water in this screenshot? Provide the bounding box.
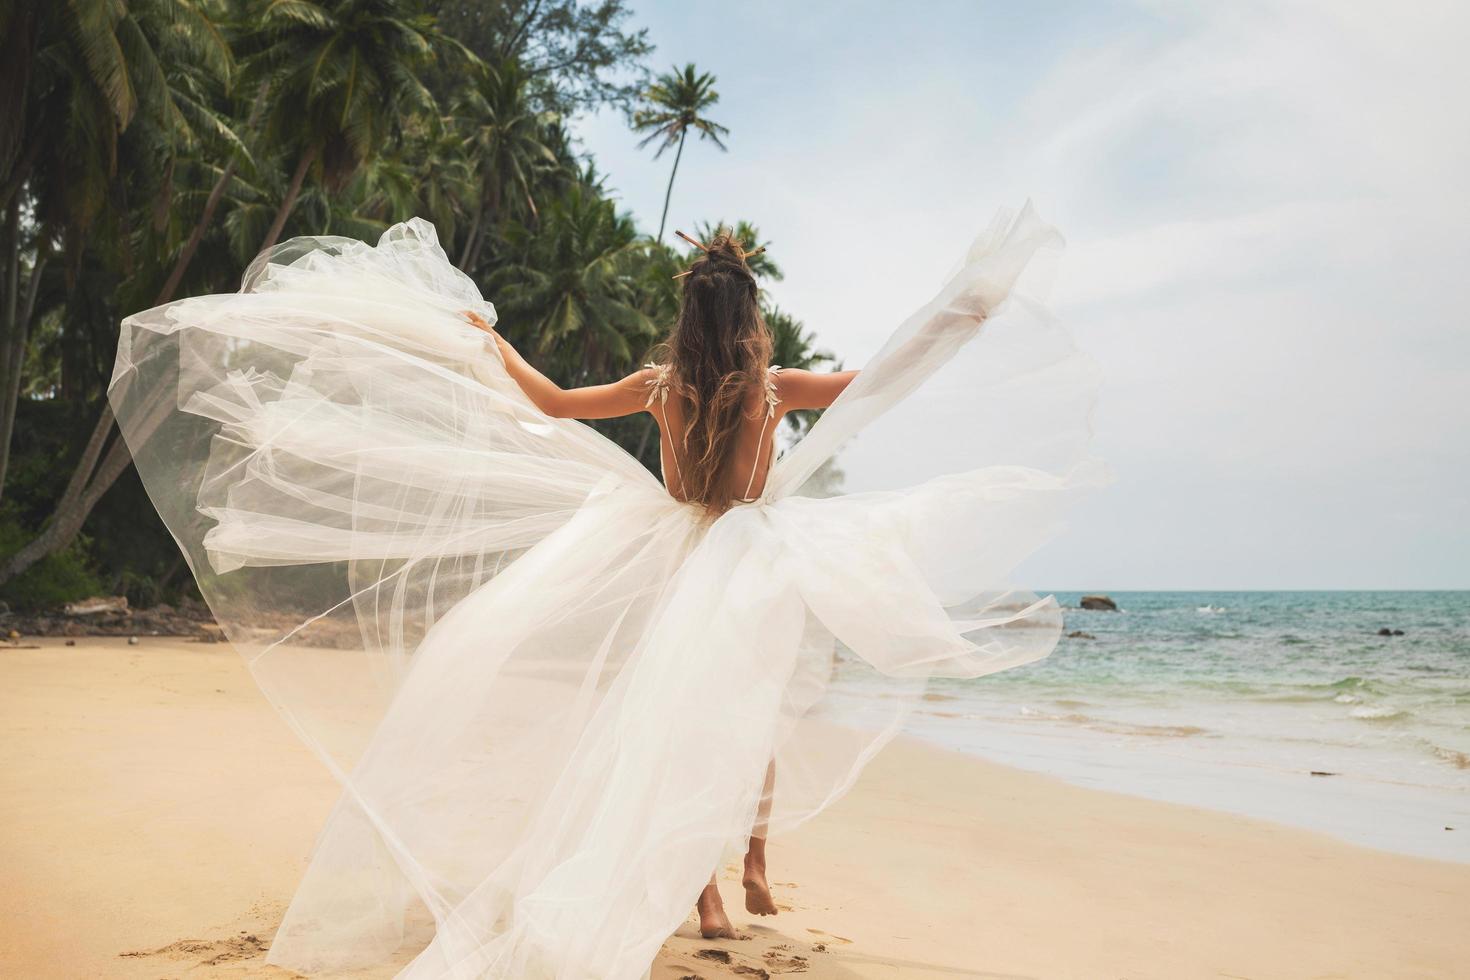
[847,591,1470,861]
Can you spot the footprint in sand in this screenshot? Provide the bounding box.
[119,931,268,967]
[692,946,782,978]
[762,948,810,973]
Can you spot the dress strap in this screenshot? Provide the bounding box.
[741,365,782,501]
[643,363,686,498]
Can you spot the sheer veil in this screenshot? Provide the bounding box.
[108,201,1107,978]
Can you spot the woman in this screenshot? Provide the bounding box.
[463,230,853,936]
[464,233,855,514]
[109,202,1105,978]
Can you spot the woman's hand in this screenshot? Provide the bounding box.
[462,310,496,335]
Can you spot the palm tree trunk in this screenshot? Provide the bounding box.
[458,172,493,270]
[0,199,16,379]
[464,181,501,273]
[155,157,237,305]
[0,193,45,504]
[0,199,19,501]
[0,143,40,215]
[259,144,318,254]
[0,380,174,586]
[457,202,484,271]
[0,398,109,584]
[655,129,686,243]
[0,410,137,583]
[0,253,43,504]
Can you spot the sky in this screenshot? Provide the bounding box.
[571,0,1470,590]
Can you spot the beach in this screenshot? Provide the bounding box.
[847,590,1470,863]
[3,636,1468,979]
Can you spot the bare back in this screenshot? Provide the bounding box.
[645,365,783,506]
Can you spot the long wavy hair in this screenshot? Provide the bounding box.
[653,231,773,512]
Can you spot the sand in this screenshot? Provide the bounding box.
[2,637,1466,979]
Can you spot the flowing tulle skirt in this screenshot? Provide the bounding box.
[108,202,1107,978]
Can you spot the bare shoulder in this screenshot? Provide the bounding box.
[632,363,670,409]
[773,366,858,412]
[631,364,663,386]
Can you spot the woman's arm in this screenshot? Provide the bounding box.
[775,367,859,411]
[464,311,652,420]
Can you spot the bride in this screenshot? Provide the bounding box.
[463,229,856,937]
[109,201,1105,978]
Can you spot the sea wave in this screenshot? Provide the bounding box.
[1349,704,1411,722]
[1428,743,1470,769]
[1017,705,1210,738]
[1188,676,1392,703]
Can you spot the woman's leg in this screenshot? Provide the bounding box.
[693,760,777,933]
[697,873,738,938]
[743,760,778,915]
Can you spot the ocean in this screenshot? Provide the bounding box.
[838,591,1470,863]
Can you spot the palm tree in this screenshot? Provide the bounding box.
[631,64,728,243]
[764,304,837,435]
[456,61,560,272]
[0,0,237,576]
[491,183,653,384]
[356,111,474,238]
[0,0,234,471]
[244,0,451,254]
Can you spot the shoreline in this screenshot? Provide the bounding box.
[892,704,1470,864]
[4,637,1468,978]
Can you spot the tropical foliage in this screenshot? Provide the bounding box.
[0,0,838,609]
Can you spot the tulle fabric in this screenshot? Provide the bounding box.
[108,202,1107,979]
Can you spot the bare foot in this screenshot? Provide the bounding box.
[742,855,778,916]
[697,881,739,939]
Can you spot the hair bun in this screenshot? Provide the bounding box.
[671,230,767,279]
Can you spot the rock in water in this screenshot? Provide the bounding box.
[1067,630,1097,639]
[1080,594,1118,611]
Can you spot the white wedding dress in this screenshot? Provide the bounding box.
[109,201,1106,979]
